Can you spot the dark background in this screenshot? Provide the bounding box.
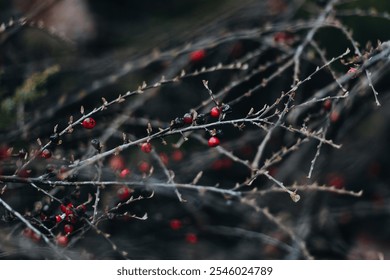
[1,0,390,259]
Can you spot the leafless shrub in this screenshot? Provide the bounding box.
[0,0,389,259]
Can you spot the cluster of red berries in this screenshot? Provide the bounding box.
[39,117,97,161]
[108,155,153,178]
[108,137,185,178]
[110,150,184,179]
[54,200,87,246]
[169,219,198,244]
[122,105,227,158]
[321,99,341,123]
[207,105,232,148]
[58,202,84,224]
[23,197,87,247]
[169,105,231,148]
[22,228,41,243]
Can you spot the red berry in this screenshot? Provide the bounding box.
[212,158,233,170]
[210,107,221,118]
[81,117,96,129]
[117,186,132,201]
[60,203,74,216]
[55,215,63,223]
[0,146,11,160]
[138,161,151,173]
[17,169,31,178]
[60,204,67,213]
[185,233,198,244]
[66,214,78,224]
[347,67,358,78]
[170,219,182,230]
[59,165,68,173]
[330,111,340,123]
[171,150,183,162]
[327,173,345,189]
[109,155,125,171]
[65,208,73,216]
[41,149,52,159]
[323,99,332,111]
[56,235,68,247]
[273,32,294,45]
[23,228,40,242]
[66,205,73,215]
[22,228,33,238]
[208,136,220,148]
[64,224,74,234]
[141,142,152,153]
[57,166,69,180]
[30,232,41,243]
[183,113,193,124]
[190,50,206,62]
[159,153,169,165]
[119,168,131,178]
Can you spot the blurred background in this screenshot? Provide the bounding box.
[1,0,390,259]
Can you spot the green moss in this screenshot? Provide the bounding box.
[0,65,60,128]
[14,65,60,103]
